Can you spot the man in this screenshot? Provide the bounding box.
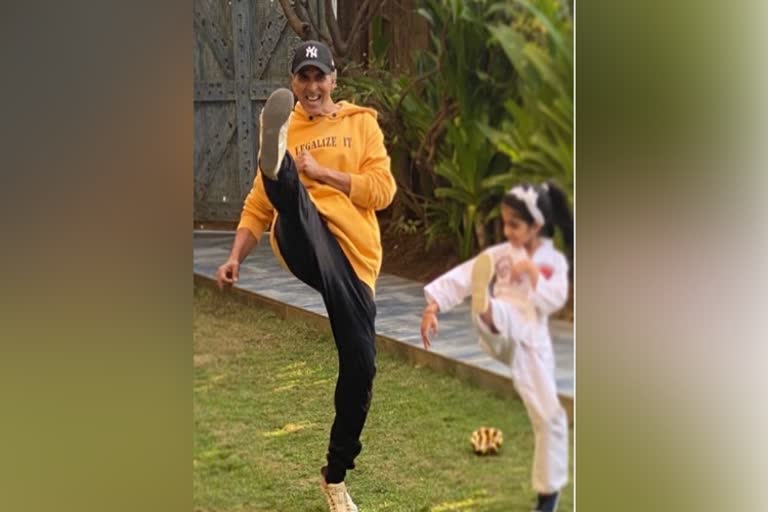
[215,40,396,511]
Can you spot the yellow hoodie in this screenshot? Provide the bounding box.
[237,101,396,293]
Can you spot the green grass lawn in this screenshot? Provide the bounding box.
[194,285,573,511]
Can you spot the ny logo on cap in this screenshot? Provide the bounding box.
[305,46,318,58]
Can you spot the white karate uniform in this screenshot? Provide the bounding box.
[424,239,569,494]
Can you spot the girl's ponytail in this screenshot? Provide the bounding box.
[540,181,573,259]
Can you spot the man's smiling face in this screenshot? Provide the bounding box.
[291,66,336,117]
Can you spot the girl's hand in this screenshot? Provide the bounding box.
[420,304,439,349]
[512,259,540,288]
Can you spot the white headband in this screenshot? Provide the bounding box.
[508,185,545,226]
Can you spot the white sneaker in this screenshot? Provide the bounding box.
[471,252,494,315]
[258,88,294,180]
[320,479,359,512]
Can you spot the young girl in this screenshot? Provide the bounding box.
[420,182,573,512]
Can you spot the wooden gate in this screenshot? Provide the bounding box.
[193,0,301,222]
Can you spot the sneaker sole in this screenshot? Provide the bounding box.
[260,88,294,179]
[471,253,493,315]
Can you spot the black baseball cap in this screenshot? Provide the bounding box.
[291,40,336,74]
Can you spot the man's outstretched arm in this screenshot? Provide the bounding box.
[215,227,263,289]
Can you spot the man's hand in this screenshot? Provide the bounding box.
[296,149,326,180]
[215,259,240,290]
[295,149,352,195]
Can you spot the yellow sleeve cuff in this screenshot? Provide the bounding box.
[348,173,368,207]
[236,215,267,240]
